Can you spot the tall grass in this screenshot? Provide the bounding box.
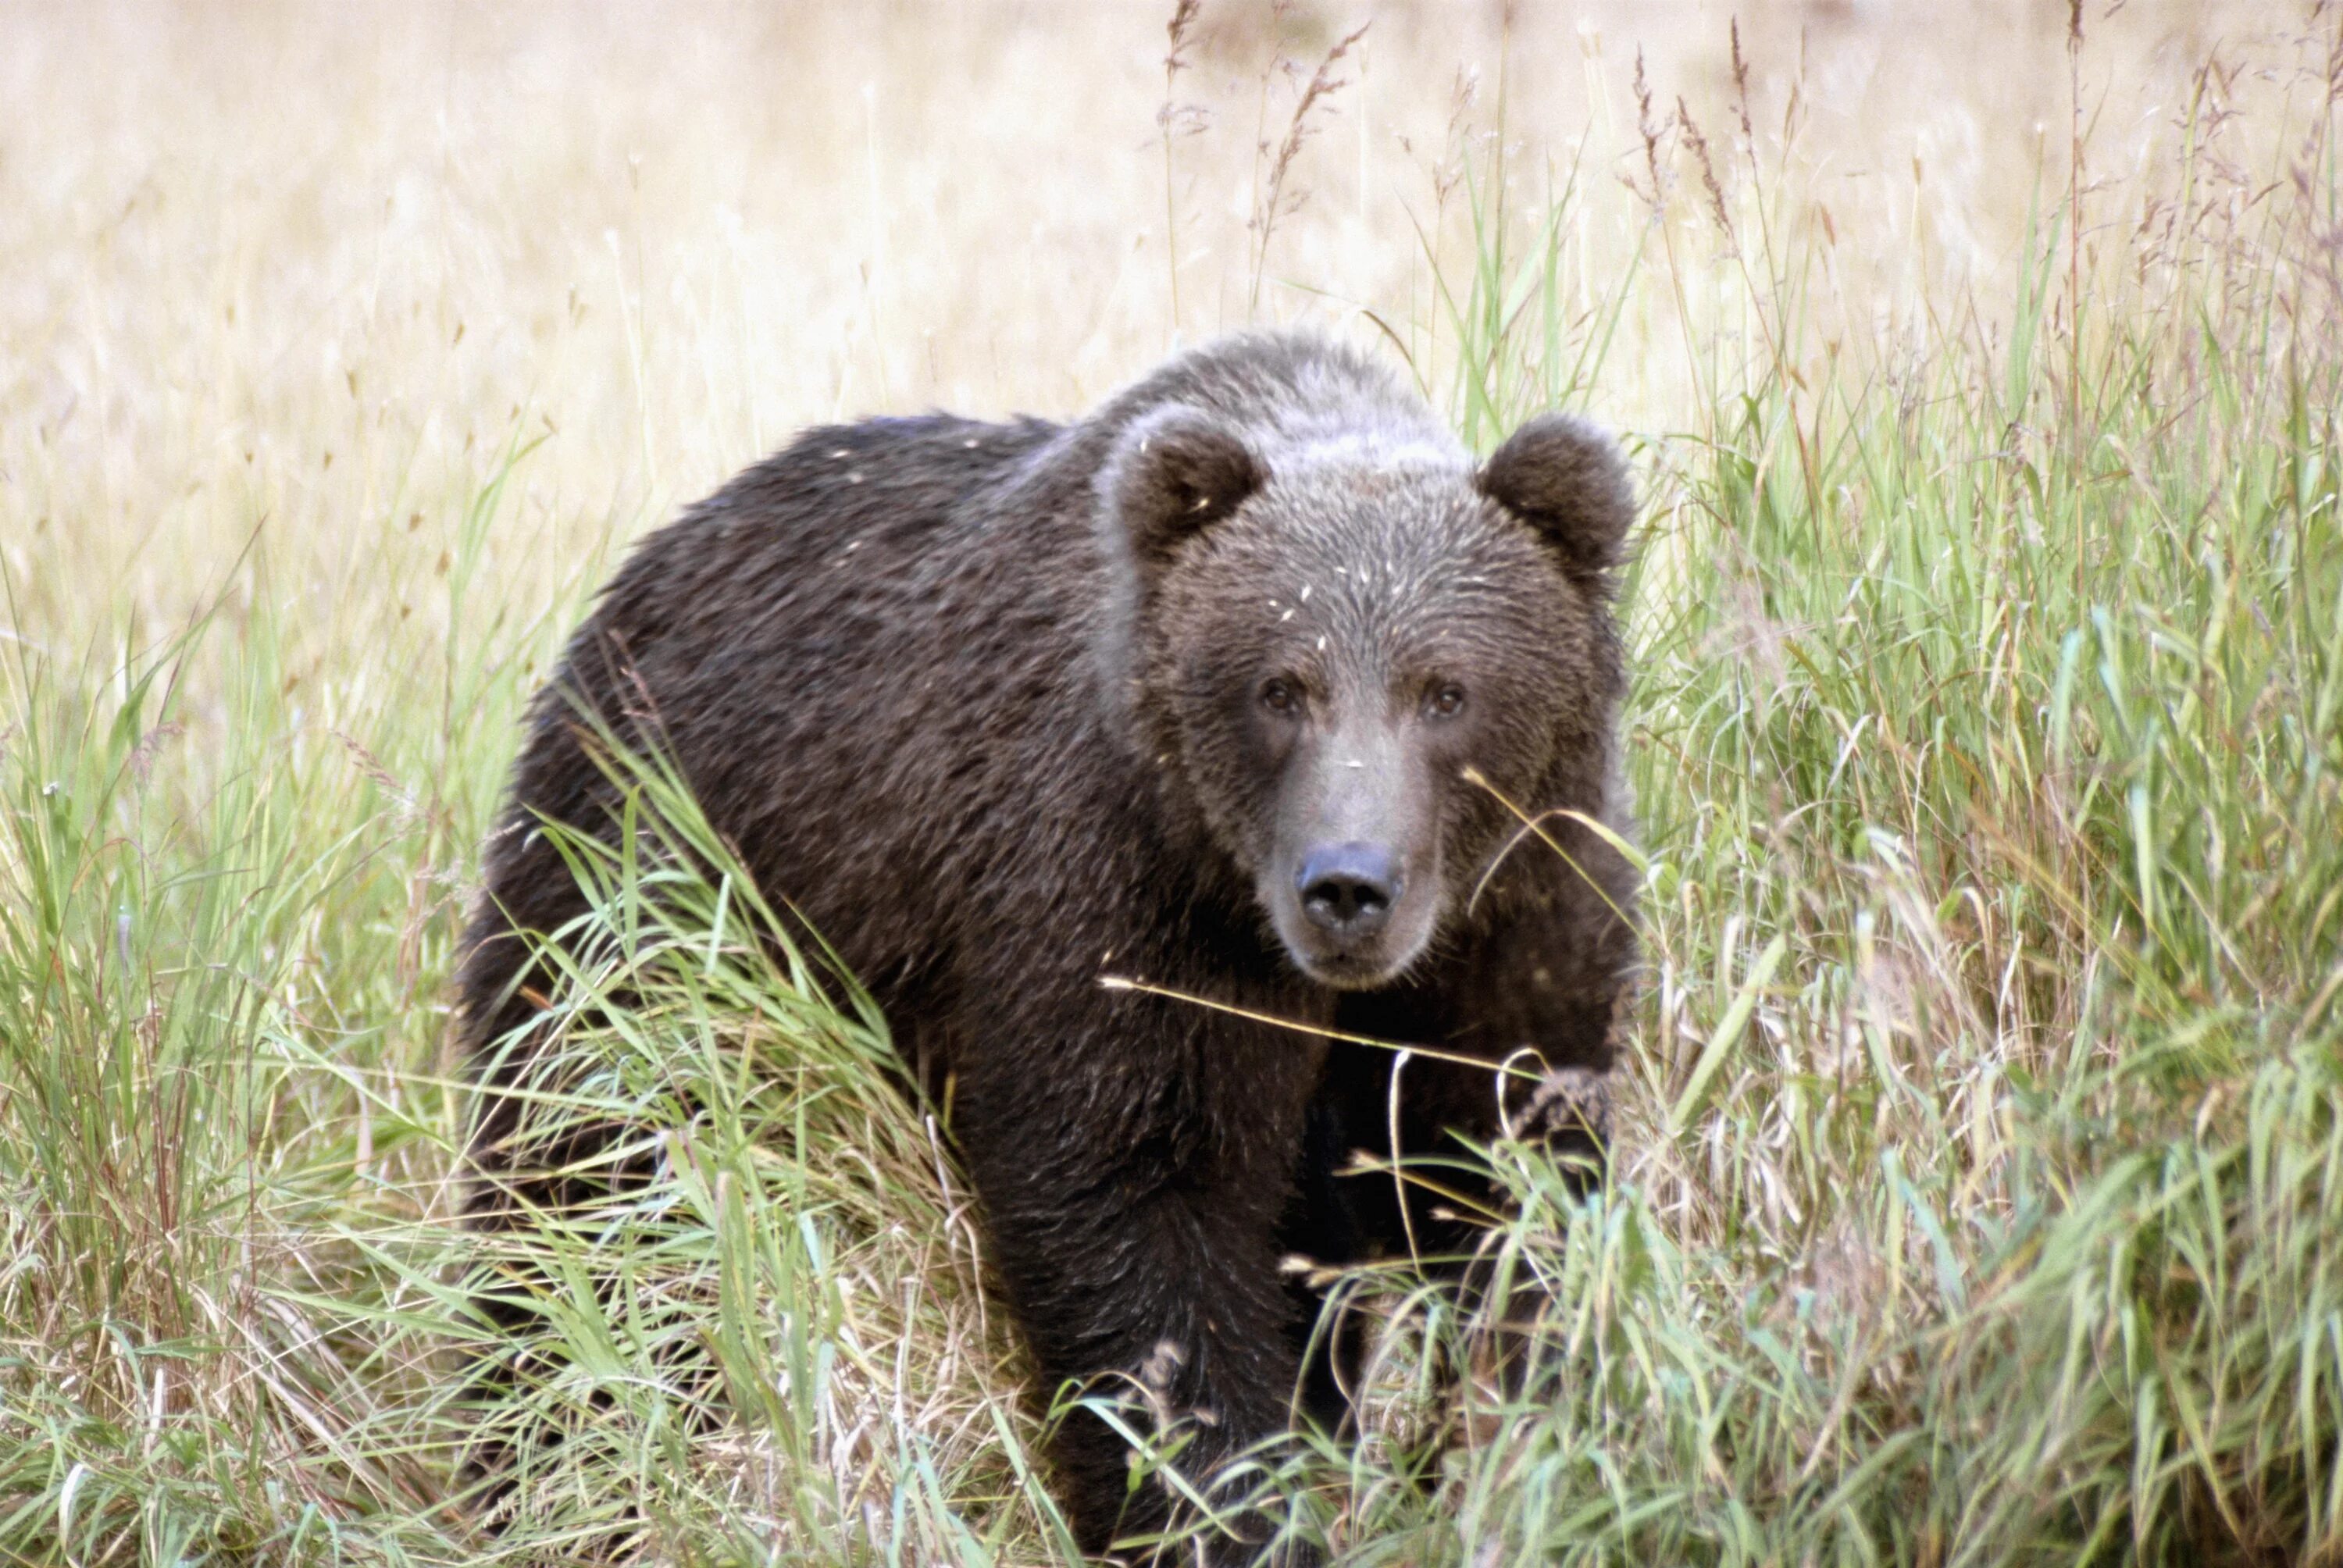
[3,5,2340,1565]
[1324,18,2343,1562]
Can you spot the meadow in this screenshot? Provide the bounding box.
[2,2,2339,1563]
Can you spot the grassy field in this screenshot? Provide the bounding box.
[4,2,2341,1563]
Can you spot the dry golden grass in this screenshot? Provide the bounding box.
[1,0,2279,653]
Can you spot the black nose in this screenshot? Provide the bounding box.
[1297,843,1401,936]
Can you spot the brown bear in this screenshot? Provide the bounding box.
[457,330,1638,1563]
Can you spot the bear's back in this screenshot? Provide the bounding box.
[471,405,1200,1058]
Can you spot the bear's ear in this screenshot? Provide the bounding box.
[1475,413,1635,582]
[1103,404,1268,567]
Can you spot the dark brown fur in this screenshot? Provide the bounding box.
[457,331,1638,1563]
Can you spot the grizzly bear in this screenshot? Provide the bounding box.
[458,330,1638,1563]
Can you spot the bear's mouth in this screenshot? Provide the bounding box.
[1296,949,1397,988]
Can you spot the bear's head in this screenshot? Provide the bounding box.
[1101,401,1633,989]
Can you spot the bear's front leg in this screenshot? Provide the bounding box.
[953,1021,1322,1566]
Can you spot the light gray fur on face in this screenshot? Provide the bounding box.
[1085,330,1450,723]
[1211,464,1578,986]
[1094,329,1621,989]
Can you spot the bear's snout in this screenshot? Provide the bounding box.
[1296,841,1401,937]
[1258,716,1445,989]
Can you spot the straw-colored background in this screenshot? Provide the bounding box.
[4,0,2266,650]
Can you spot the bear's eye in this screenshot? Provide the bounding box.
[1428,683,1467,719]
[1260,678,1300,715]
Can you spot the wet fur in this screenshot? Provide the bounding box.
[457,331,1638,1562]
